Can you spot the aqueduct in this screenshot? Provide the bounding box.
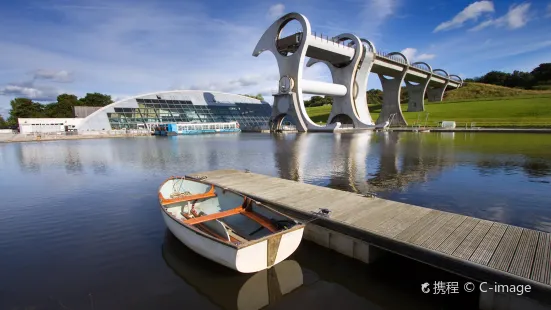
[253,12,462,132]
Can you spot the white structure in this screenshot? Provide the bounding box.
[441,121,456,128]
[18,118,82,134]
[18,90,272,134]
[253,12,462,131]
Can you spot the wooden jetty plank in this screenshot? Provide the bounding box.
[268,185,324,202]
[334,199,397,228]
[351,200,413,229]
[208,176,279,192]
[437,217,479,255]
[231,181,290,195]
[409,212,456,246]
[469,223,507,265]
[253,186,311,201]
[356,202,416,234]
[371,204,431,238]
[531,232,551,285]
[452,220,493,260]
[325,197,381,221]
[286,193,363,218]
[509,229,539,278]
[488,226,523,271]
[421,215,467,250]
[394,210,442,242]
[198,169,243,178]
[205,172,274,186]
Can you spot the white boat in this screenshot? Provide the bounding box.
[162,231,303,310]
[158,176,305,273]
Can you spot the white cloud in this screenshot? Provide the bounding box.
[400,48,436,62]
[546,3,551,17]
[434,1,495,32]
[470,3,532,31]
[359,0,398,35]
[33,69,74,83]
[267,4,285,20]
[0,81,61,102]
[188,74,279,93]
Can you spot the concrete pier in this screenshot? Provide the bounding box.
[190,169,551,308]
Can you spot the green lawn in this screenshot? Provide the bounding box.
[306,95,551,128]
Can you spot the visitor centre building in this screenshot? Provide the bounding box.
[18,90,273,134]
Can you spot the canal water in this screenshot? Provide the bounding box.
[1,132,550,309]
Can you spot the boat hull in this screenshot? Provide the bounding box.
[176,128,241,135]
[161,211,304,273]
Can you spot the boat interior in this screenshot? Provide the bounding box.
[159,178,300,245]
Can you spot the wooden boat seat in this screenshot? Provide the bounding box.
[179,197,283,244]
[159,185,217,205]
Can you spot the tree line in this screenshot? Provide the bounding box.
[0,93,113,129]
[465,63,551,90]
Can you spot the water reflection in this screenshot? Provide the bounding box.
[5,132,551,232]
[162,231,382,310]
[272,132,458,194]
[272,134,304,182]
[163,231,303,310]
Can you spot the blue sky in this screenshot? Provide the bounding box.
[1,0,550,116]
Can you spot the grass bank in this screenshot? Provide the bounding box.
[306,84,551,128]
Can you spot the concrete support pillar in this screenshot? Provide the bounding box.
[270,93,307,132]
[304,224,385,264]
[427,83,449,102]
[406,79,430,112]
[427,69,450,102]
[377,69,408,127]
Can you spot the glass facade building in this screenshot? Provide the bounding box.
[76,91,273,132]
[107,99,271,130]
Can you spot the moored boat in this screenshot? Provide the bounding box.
[153,121,241,136]
[158,176,305,273]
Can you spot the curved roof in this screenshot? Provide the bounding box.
[76,90,267,132]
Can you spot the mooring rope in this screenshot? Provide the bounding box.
[301,208,332,225]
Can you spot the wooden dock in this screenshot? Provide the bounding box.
[190,169,551,304]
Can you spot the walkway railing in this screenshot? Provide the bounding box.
[375,51,408,65]
[411,63,430,73]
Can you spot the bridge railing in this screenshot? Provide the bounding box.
[450,75,462,83]
[310,32,357,49]
[375,51,408,65]
[411,63,431,73]
[434,71,448,78]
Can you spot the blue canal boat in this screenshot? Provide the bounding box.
[154,121,241,136]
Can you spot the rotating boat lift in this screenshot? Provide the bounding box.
[253,13,462,132]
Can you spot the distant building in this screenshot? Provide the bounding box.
[18,90,272,134]
[18,118,82,134]
[73,106,102,118]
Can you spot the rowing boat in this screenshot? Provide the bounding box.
[158,176,305,273]
[162,231,303,310]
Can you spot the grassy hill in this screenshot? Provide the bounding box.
[306,83,551,128]
[444,82,551,101]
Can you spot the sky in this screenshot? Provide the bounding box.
[1,0,550,116]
